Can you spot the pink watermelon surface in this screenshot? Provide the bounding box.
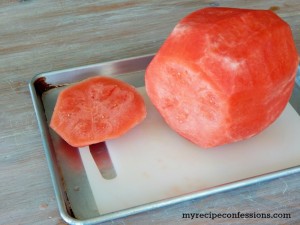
[50,76,146,147]
[145,7,298,148]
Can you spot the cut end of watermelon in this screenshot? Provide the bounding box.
[50,76,146,147]
[145,7,298,148]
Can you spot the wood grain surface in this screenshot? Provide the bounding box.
[1,1,299,225]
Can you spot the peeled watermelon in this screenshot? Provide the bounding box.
[50,76,146,147]
[145,7,298,148]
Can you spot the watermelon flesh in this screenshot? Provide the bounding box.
[50,76,146,147]
[145,7,298,148]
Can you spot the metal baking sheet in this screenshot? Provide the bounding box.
[29,54,300,225]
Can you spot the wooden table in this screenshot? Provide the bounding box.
[1,1,299,224]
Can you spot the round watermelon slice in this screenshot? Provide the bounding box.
[50,76,146,147]
[145,7,298,148]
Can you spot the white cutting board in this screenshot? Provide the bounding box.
[80,87,300,215]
